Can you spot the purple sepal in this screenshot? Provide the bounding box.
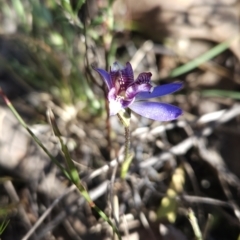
[94,68,113,90]
[129,101,182,121]
[136,82,183,100]
[126,83,152,99]
[110,62,134,91]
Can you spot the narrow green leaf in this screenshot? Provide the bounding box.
[120,153,133,179]
[47,109,80,185]
[0,218,10,235]
[170,35,239,78]
[187,209,203,240]
[202,90,240,100]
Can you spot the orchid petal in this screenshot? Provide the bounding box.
[110,62,134,92]
[121,98,135,108]
[94,68,113,90]
[135,72,152,84]
[126,83,152,99]
[108,88,116,101]
[109,100,123,116]
[136,82,183,100]
[123,62,134,85]
[109,98,134,116]
[125,71,152,98]
[129,101,182,121]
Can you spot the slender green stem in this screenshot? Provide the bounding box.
[124,127,130,162]
[120,125,133,179]
[117,110,133,178]
[187,208,203,240]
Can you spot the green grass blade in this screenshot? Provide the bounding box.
[120,153,133,179]
[187,209,203,240]
[202,90,240,100]
[170,35,239,78]
[47,109,80,185]
[0,218,10,235]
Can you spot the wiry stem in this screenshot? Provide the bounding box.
[124,126,130,162]
[117,110,133,178]
[187,208,203,240]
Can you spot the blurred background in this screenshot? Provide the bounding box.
[0,0,240,239]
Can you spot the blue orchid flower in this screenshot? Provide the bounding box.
[94,62,183,121]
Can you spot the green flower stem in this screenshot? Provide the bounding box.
[124,127,130,162]
[120,126,133,179]
[187,208,203,240]
[117,110,133,179]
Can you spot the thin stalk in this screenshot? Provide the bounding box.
[170,35,240,77]
[117,110,133,179]
[124,127,130,162]
[187,208,203,240]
